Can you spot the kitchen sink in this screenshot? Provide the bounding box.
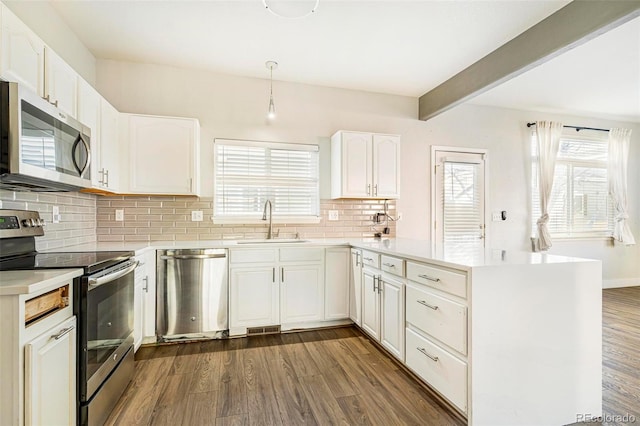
[236,239,310,244]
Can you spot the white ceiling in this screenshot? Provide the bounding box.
[43,0,639,122]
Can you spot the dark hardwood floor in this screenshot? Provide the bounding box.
[107,287,640,426]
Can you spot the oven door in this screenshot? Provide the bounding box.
[78,260,137,402]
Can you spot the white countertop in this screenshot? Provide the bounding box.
[56,238,597,270]
[0,269,83,296]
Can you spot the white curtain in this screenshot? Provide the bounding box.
[535,121,563,251]
[608,128,636,245]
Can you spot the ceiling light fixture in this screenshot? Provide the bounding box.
[262,0,319,19]
[266,60,278,120]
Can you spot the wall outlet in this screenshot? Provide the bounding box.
[191,210,204,221]
[328,210,339,221]
[52,205,61,223]
[115,209,124,221]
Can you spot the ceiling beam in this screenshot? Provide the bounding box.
[418,1,640,121]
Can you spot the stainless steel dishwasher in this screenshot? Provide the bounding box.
[156,249,228,341]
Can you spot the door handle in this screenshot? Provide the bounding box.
[417,347,439,362]
[281,267,284,283]
[142,276,149,292]
[372,275,377,292]
[71,134,91,178]
[51,325,74,340]
[367,184,371,195]
[272,267,275,283]
[417,300,439,310]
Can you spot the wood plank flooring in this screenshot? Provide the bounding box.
[107,287,640,426]
[106,327,463,426]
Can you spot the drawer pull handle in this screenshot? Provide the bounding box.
[51,326,74,340]
[363,257,374,262]
[418,274,441,283]
[383,263,395,268]
[417,347,439,362]
[417,300,439,310]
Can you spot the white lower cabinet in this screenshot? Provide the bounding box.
[280,264,324,323]
[24,315,77,426]
[229,247,352,336]
[361,267,380,340]
[230,265,279,332]
[325,247,350,321]
[133,249,157,348]
[349,249,362,325]
[379,274,404,360]
[405,327,467,412]
[361,266,405,361]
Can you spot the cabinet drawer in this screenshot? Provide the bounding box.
[381,255,404,277]
[406,262,467,299]
[279,247,324,262]
[406,285,467,354]
[361,250,380,268]
[230,249,277,264]
[406,328,467,413]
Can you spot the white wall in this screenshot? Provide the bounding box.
[403,103,640,285]
[2,0,96,85]
[97,59,639,284]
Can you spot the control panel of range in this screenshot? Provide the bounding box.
[0,209,45,238]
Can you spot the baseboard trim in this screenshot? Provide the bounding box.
[603,278,640,289]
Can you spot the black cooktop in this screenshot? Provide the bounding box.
[0,251,134,274]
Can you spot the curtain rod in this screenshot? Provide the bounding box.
[526,122,610,133]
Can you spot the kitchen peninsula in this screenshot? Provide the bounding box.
[59,237,602,425]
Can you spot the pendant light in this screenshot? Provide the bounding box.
[266,60,278,120]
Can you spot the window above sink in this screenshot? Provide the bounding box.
[213,139,320,224]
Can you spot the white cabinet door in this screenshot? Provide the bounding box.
[77,79,102,187]
[332,131,372,198]
[99,99,120,191]
[324,248,350,321]
[44,48,78,118]
[373,134,400,198]
[142,250,157,339]
[349,249,362,325]
[280,264,324,324]
[380,274,405,361]
[230,266,279,330]
[0,5,45,96]
[24,316,76,426]
[361,268,380,340]
[128,114,200,195]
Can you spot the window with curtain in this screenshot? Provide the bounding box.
[214,139,320,221]
[531,131,614,238]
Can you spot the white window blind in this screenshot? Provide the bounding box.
[532,132,614,237]
[214,139,319,220]
[442,161,483,245]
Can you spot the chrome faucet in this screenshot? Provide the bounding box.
[262,200,273,239]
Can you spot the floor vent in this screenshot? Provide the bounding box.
[246,325,281,336]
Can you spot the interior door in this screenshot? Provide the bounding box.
[433,150,486,253]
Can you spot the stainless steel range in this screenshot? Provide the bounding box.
[0,209,136,426]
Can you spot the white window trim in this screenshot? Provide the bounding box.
[213,138,320,223]
[430,146,490,252]
[530,130,614,240]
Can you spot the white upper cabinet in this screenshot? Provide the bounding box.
[373,134,401,198]
[98,99,121,192]
[331,130,400,199]
[124,114,200,195]
[44,48,78,118]
[0,4,45,96]
[77,79,102,187]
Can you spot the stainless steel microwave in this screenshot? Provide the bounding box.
[0,81,91,192]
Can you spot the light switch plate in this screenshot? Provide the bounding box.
[328,210,339,221]
[191,210,204,221]
[115,209,124,221]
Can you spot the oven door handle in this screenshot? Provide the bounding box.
[88,261,139,289]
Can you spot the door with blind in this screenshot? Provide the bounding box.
[433,150,486,252]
